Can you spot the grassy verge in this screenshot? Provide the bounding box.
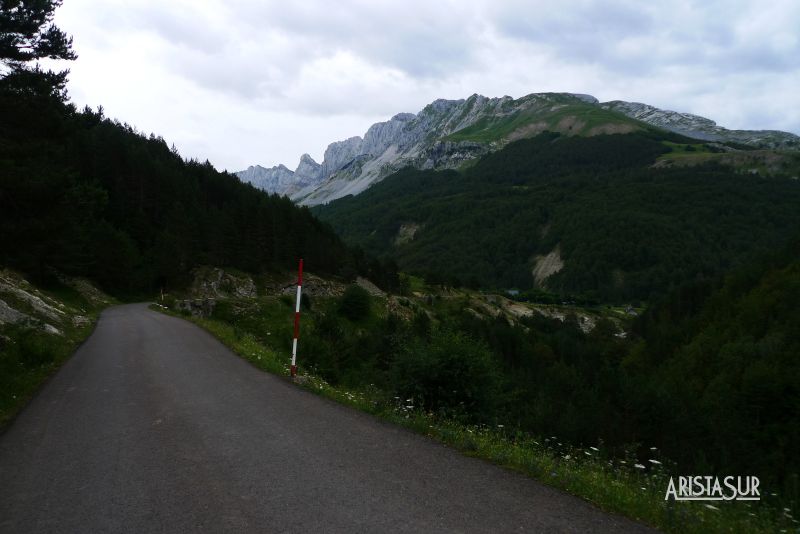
[0,282,103,429]
[157,306,796,533]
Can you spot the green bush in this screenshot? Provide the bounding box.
[391,329,499,419]
[338,284,371,321]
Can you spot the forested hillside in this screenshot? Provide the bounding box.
[0,70,357,295]
[316,132,800,301]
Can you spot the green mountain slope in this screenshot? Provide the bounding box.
[315,132,800,301]
[445,93,645,143]
[627,237,800,497]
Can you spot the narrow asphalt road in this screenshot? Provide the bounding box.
[0,303,655,533]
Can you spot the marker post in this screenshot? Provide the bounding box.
[290,258,303,378]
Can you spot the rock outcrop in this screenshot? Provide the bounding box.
[600,100,800,149]
[0,269,103,335]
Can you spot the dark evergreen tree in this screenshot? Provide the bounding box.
[1,0,76,99]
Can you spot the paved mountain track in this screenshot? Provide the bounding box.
[0,304,655,533]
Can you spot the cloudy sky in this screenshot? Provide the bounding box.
[50,0,799,172]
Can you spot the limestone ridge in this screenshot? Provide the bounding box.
[236,92,800,205]
[237,153,323,197]
[600,101,800,149]
[240,93,580,205]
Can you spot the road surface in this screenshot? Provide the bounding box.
[0,303,655,533]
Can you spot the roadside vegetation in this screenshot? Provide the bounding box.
[159,237,800,533]
[0,271,107,427]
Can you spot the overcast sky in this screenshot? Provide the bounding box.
[50,0,799,172]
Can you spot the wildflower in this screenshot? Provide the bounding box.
[634,463,645,469]
[704,504,719,511]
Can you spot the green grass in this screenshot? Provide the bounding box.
[157,303,797,534]
[445,104,641,143]
[402,273,427,293]
[659,141,714,158]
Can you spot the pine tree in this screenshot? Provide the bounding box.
[1,0,76,99]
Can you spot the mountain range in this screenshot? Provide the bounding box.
[236,92,800,205]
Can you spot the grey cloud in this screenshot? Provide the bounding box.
[234,0,482,77]
[52,0,800,171]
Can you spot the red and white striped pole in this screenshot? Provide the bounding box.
[290,258,303,378]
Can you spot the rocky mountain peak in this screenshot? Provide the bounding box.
[295,153,322,182]
[236,91,800,205]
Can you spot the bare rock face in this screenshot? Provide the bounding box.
[532,246,564,288]
[0,271,65,323]
[0,298,30,325]
[264,272,346,298]
[355,277,385,297]
[295,153,322,182]
[237,164,296,194]
[321,137,364,179]
[237,91,800,206]
[190,267,257,299]
[600,100,800,149]
[0,269,100,336]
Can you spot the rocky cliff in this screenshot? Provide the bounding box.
[238,154,324,196]
[600,100,800,150]
[237,92,800,205]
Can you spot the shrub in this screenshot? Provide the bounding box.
[338,284,371,321]
[391,329,500,419]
